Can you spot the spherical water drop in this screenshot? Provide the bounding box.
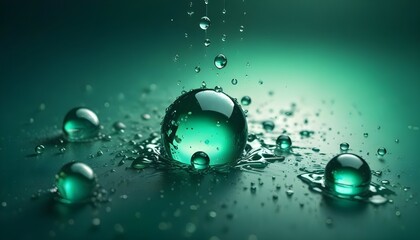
[324,153,371,196]
[55,162,97,204]
[363,133,369,138]
[35,144,45,154]
[195,66,201,73]
[262,121,275,132]
[340,142,349,151]
[63,107,100,142]
[239,25,244,32]
[276,135,292,151]
[191,151,210,170]
[214,54,227,69]
[199,16,211,30]
[241,96,251,106]
[161,89,248,166]
[221,34,227,42]
[214,86,223,92]
[377,147,387,156]
[231,79,238,85]
[222,8,227,14]
[204,38,211,47]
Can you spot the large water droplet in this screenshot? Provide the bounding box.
[199,16,211,30]
[55,162,97,204]
[214,54,227,69]
[191,151,210,170]
[63,107,100,142]
[161,89,248,166]
[276,135,292,151]
[324,153,371,196]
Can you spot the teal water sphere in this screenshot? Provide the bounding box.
[161,89,248,166]
[55,162,97,204]
[324,153,371,196]
[191,151,210,170]
[63,107,100,142]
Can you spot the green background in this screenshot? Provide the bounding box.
[1,0,419,239]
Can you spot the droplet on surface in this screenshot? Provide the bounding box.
[363,133,369,138]
[340,142,350,151]
[377,147,387,156]
[194,66,201,73]
[63,107,100,142]
[231,79,238,85]
[35,144,45,154]
[276,135,292,151]
[262,121,275,132]
[191,151,210,171]
[113,121,126,131]
[241,96,251,106]
[199,16,211,30]
[214,54,227,69]
[324,153,371,196]
[55,162,97,204]
[204,38,211,47]
[161,89,248,166]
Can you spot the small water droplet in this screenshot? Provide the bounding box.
[262,121,275,132]
[113,121,126,131]
[239,25,244,32]
[214,54,227,69]
[194,66,201,73]
[276,135,292,151]
[340,142,350,151]
[63,107,100,142]
[214,86,223,92]
[199,16,211,30]
[363,133,369,138]
[35,144,45,154]
[221,34,227,42]
[204,38,211,47]
[231,79,238,85]
[241,96,251,106]
[377,147,387,156]
[191,151,210,171]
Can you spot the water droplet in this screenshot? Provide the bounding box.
[239,25,244,32]
[258,80,263,85]
[340,142,349,151]
[161,89,248,166]
[142,113,151,120]
[214,54,227,69]
[204,38,211,47]
[221,34,227,42]
[55,162,97,204]
[35,144,45,154]
[222,8,227,14]
[241,96,251,106]
[231,79,238,85]
[276,135,292,151]
[395,139,399,143]
[262,121,275,132]
[191,151,210,171]
[199,16,211,30]
[113,121,126,131]
[286,189,294,197]
[363,133,369,138]
[324,153,371,196]
[377,147,387,156]
[194,66,201,73]
[63,107,100,142]
[214,86,223,92]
